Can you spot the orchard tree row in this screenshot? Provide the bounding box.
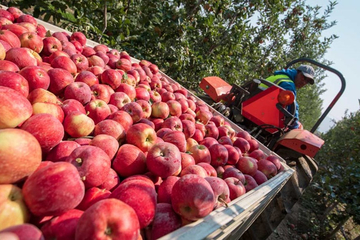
[3,0,339,130]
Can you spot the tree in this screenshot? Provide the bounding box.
[5,0,338,129]
[301,110,360,238]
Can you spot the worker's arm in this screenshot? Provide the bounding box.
[278,81,300,129]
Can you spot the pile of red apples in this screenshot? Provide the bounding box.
[0,6,284,240]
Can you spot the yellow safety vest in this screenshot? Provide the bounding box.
[260,74,293,89]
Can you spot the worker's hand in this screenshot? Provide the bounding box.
[298,122,304,130]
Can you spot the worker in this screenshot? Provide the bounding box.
[264,65,315,129]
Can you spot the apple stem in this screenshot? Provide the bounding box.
[104,227,112,236]
[219,198,229,208]
[75,157,83,165]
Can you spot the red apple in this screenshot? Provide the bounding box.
[248,149,267,161]
[197,162,217,177]
[122,101,144,123]
[75,198,140,240]
[222,167,245,183]
[5,47,37,69]
[126,123,157,152]
[47,68,74,96]
[42,36,63,56]
[0,29,21,48]
[22,162,85,216]
[19,66,50,91]
[71,53,89,72]
[70,31,87,46]
[243,174,259,192]
[0,224,44,240]
[237,156,258,176]
[64,82,92,105]
[146,142,182,178]
[162,131,187,153]
[0,71,29,97]
[236,130,252,141]
[180,152,196,170]
[151,101,170,119]
[188,144,211,164]
[66,145,111,188]
[233,137,251,154]
[157,176,180,204]
[90,83,111,103]
[0,59,20,72]
[45,140,81,162]
[98,168,120,191]
[106,110,133,132]
[257,159,278,179]
[85,99,111,124]
[89,134,119,160]
[171,174,215,221]
[162,116,183,132]
[63,111,95,138]
[112,144,147,178]
[253,170,268,185]
[136,99,152,118]
[76,187,111,211]
[21,113,64,153]
[180,165,208,178]
[150,203,182,240]
[205,176,230,209]
[94,119,125,142]
[61,99,86,116]
[223,144,241,165]
[31,101,65,123]
[224,177,246,200]
[19,32,43,53]
[109,92,131,109]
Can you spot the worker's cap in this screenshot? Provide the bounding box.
[297,65,315,84]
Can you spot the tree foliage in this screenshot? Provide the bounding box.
[302,110,360,238]
[3,0,338,129]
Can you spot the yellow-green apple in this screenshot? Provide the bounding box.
[0,59,20,72]
[64,82,92,105]
[21,113,64,153]
[42,36,63,56]
[98,168,120,191]
[248,149,267,161]
[88,55,105,68]
[0,71,29,97]
[70,31,87,46]
[243,174,259,192]
[162,116,183,131]
[16,14,37,26]
[0,29,21,48]
[157,176,180,204]
[180,165,208,178]
[32,102,65,123]
[222,167,245,183]
[75,198,140,240]
[188,144,211,164]
[150,203,182,240]
[5,47,37,69]
[122,102,144,123]
[94,119,125,142]
[223,144,241,165]
[112,144,147,178]
[100,69,122,89]
[146,142,182,178]
[224,177,246,200]
[205,176,231,209]
[236,156,258,176]
[19,32,43,53]
[51,56,78,77]
[66,145,111,189]
[0,184,30,231]
[47,68,74,96]
[109,92,131,109]
[63,111,95,138]
[45,140,80,162]
[253,170,268,185]
[40,209,83,240]
[197,162,217,177]
[0,86,33,129]
[171,174,215,221]
[22,161,85,216]
[257,159,278,179]
[136,99,152,118]
[19,66,50,91]
[233,137,251,154]
[209,144,229,167]
[61,99,86,116]
[76,187,111,211]
[109,178,156,229]
[28,88,60,105]
[151,101,169,119]
[126,123,157,152]
[162,131,187,152]
[106,110,133,132]
[85,99,111,124]
[89,134,119,160]
[0,223,44,240]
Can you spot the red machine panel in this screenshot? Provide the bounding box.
[200,76,232,102]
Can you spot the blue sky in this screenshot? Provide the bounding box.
[312,0,360,131]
